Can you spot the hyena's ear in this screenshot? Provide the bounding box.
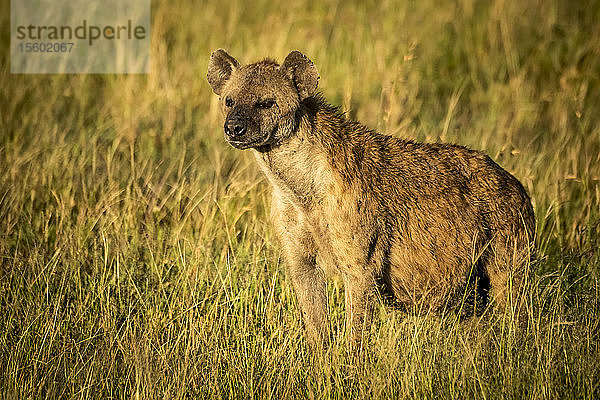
[207,49,240,95]
[280,51,319,100]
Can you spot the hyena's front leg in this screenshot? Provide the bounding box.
[288,253,329,347]
[343,272,375,352]
[272,201,329,347]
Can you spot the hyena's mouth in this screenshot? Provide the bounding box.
[226,125,278,150]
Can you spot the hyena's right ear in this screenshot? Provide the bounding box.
[207,49,240,95]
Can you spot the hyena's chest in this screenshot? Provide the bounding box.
[299,195,370,274]
[255,144,369,271]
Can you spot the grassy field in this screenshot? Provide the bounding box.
[1,0,599,398]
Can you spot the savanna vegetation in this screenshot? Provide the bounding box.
[1,0,599,398]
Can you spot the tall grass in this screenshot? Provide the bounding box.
[1,0,599,398]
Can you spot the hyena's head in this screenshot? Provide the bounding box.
[207,49,319,150]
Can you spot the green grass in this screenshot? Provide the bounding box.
[1,0,599,398]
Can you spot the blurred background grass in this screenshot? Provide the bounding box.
[1,0,599,398]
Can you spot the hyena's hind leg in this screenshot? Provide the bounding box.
[487,232,534,322]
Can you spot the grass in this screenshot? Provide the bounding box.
[1,0,599,398]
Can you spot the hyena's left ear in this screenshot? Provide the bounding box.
[280,51,319,100]
[207,49,240,95]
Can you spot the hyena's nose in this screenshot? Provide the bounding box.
[224,118,247,138]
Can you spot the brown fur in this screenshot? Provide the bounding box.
[207,49,536,348]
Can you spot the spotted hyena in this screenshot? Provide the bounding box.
[207,49,535,348]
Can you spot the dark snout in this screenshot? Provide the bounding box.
[224,115,247,139]
[222,108,272,150]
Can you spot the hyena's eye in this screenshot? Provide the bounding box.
[225,97,234,107]
[256,99,276,109]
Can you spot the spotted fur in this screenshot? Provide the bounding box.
[208,49,536,348]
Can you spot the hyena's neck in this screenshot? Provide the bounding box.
[252,98,344,208]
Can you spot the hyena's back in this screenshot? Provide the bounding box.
[354,136,535,312]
